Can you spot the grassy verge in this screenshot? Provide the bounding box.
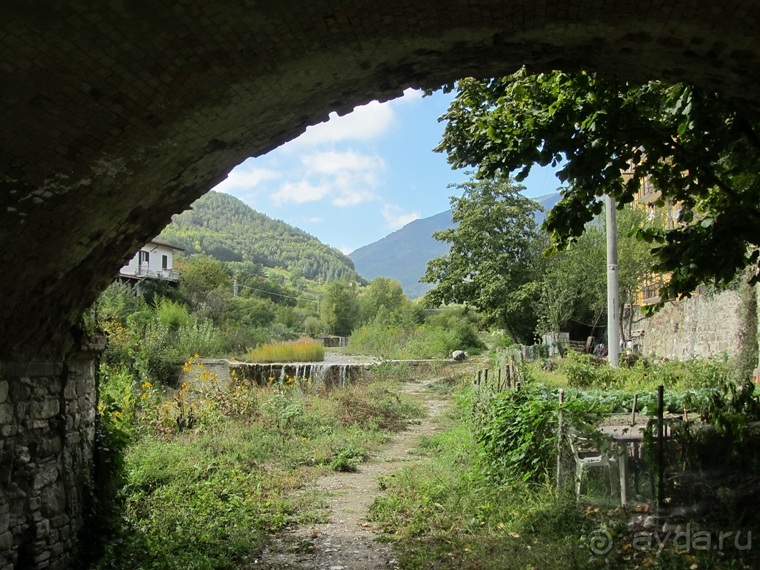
[92,363,423,570]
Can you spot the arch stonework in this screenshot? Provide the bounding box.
[1,1,760,567]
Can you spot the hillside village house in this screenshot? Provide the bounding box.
[119,239,183,283]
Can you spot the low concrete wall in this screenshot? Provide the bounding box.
[0,346,100,569]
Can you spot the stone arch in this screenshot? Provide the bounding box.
[3,1,760,356]
[3,3,760,568]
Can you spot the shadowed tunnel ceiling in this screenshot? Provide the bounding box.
[2,0,760,355]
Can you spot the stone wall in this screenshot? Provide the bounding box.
[635,290,743,360]
[0,345,100,569]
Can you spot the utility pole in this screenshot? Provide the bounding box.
[233,278,238,298]
[606,195,620,367]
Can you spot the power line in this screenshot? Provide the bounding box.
[233,280,321,309]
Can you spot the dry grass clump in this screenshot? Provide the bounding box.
[248,337,325,363]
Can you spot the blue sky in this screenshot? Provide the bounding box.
[213,89,561,254]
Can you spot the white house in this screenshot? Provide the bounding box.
[119,239,183,282]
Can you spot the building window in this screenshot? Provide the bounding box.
[139,251,149,265]
[162,255,168,269]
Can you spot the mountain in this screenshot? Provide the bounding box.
[350,193,561,298]
[159,191,358,282]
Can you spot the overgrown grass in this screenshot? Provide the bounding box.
[369,387,591,569]
[247,336,325,362]
[92,361,424,569]
[559,350,739,390]
[368,376,760,569]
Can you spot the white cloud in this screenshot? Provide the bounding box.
[289,100,396,147]
[302,150,384,175]
[303,216,323,224]
[271,180,330,206]
[333,187,377,207]
[213,164,281,193]
[298,149,385,207]
[395,88,424,104]
[381,203,419,229]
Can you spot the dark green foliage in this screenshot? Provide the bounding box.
[321,280,359,335]
[437,70,760,305]
[79,366,133,567]
[358,277,409,324]
[160,191,359,282]
[477,386,561,484]
[422,174,547,342]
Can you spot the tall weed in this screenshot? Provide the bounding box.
[248,337,325,362]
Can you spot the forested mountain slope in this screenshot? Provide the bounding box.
[159,191,358,282]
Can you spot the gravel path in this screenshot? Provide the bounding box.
[252,377,450,569]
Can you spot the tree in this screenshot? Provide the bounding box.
[422,174,547,342]
[359,277,409,324]
[436,70,760,306]
[536,204,653,342]
[177,255,231,301]
[536,221,605,335]
[320,280,359,336]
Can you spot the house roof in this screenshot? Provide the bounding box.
[146,239,185,251]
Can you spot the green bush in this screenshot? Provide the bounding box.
[476,385,561,484]
[154,298,193,331]
[561,351,612,388]
[348,311,485,360]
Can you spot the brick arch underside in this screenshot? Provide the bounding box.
[2,0,759,356]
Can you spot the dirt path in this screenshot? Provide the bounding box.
[253,377,450,569]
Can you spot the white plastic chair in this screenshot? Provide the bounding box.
[568,428,620,499]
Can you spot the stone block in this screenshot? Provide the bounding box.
[30,399,60,421]
[0,383,8,404]
[58,525,69,541]
[35,520,50,539]
[33,547,50,565]
[49,515,68,529]
[40,485,66,518]
[33,464,59,491]
[0,404,13,425]
[0,532,11,551]
[15,446,30,464]
[36,436,62,459]
[0,515,9,534]
[62,383,77,400]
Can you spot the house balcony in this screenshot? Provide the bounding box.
[121,267,180,282]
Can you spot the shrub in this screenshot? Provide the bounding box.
[476,384,561,484]
[348,311,485,360]
[561,351,612,388]
[154,298,193,331]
